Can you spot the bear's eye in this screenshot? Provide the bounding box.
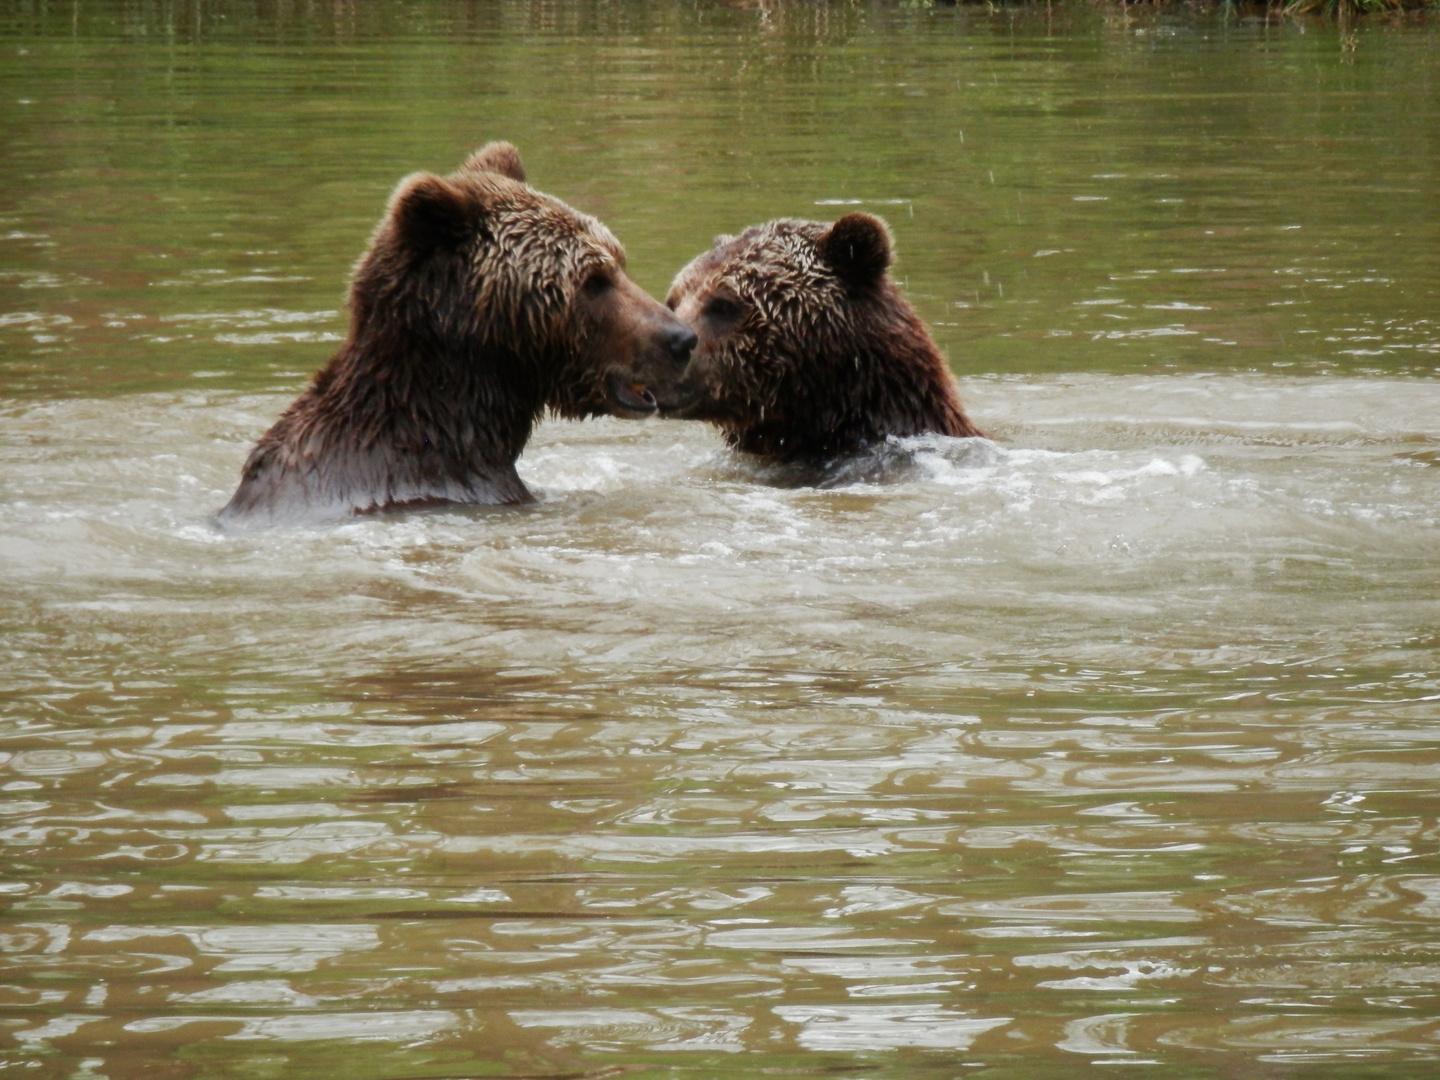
[582,271,613,296]
[703,296,743,324]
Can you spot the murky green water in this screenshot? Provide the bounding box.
[3,3,1440,1078]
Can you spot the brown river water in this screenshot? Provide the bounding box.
[2,4,1439,1078]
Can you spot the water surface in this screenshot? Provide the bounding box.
[3,4,1439,1078]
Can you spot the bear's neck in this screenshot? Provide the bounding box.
[228,322,550,522]
[732,329,981,461]
[331,321,545,463]
[863,333,982,440]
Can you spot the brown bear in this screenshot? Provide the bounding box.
[661,212,983,461]
[218,142,697,527]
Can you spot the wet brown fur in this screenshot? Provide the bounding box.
[219,142,695,527]
[664,213,983,460]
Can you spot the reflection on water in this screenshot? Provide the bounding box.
[4,3,1440,1078]
[5,3,1440,398]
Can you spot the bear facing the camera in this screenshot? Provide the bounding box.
[662,212,982,460]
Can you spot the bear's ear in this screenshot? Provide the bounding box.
[818,212,892,289]
[389,172,473,254]
[462,141,526,183]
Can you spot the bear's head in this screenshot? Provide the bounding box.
[661,212,975,458]
[349,142,697,420]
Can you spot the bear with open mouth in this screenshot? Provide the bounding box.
[219,142,697,527]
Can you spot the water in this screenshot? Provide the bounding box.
[3,4,1440,1078]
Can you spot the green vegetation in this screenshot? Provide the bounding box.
[1277,0,1436,14]
[912,0,1437,15]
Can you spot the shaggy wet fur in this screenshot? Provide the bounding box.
[663,212,982,460]
[219,142,695,527]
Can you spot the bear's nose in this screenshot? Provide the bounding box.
[665,325,699,362]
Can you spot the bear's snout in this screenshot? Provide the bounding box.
[663,324,699,364]
[596,291,705,417]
